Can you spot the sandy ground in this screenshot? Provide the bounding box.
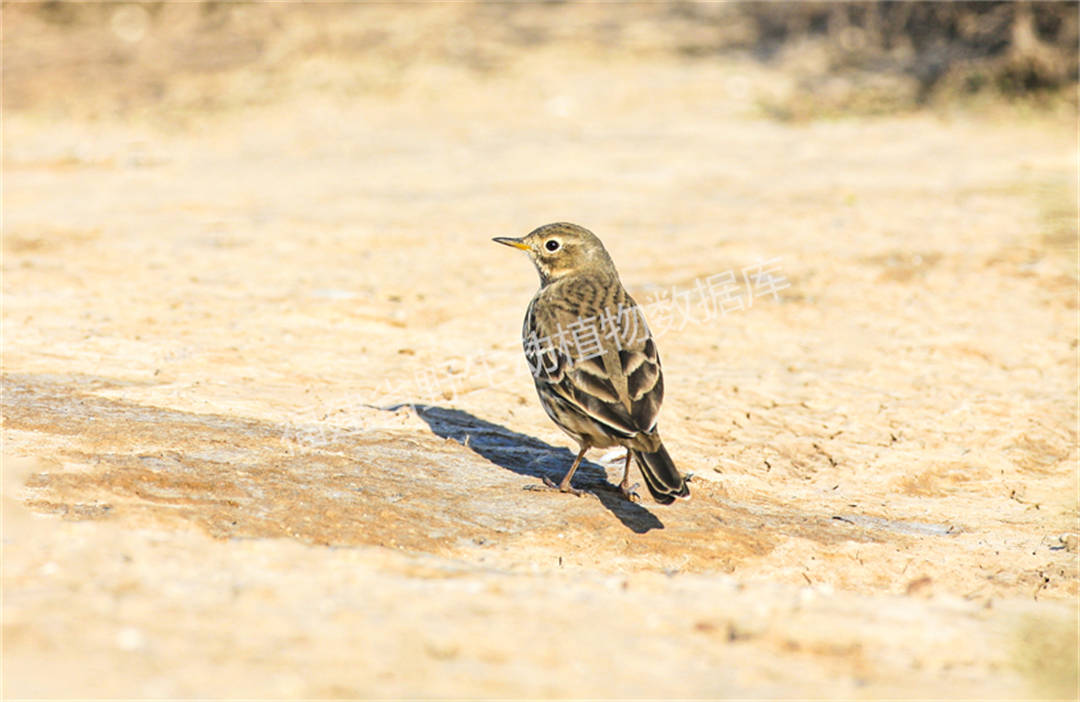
[3,5,1078,699]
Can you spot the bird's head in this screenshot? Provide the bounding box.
[493,222,616,286]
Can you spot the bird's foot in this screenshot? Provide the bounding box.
[618,480,642,503]
[523,476,586,497]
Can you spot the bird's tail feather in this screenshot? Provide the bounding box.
[632,443,690,505]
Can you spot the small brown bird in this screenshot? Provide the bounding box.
[494,222,690,504]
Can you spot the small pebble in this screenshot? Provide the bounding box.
[116,626,146,651]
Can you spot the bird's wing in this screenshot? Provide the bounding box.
[524,290,663,440]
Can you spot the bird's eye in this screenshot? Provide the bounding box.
[545,240,560,252]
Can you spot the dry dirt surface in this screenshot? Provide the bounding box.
[2,4,1078,699]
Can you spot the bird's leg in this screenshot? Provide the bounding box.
[618,450,641,502]
[534,443,589,496]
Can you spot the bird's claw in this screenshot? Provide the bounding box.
[619,482,642,503]
[523,476,585,497]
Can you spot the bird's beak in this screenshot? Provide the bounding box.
[492,236,531,252]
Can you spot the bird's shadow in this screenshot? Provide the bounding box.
[405,404,664,534]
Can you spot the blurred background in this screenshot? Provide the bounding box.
[5,1,1078,122]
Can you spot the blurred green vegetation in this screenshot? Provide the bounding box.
[726,1,1079,118]
[725,3,1077,94]
[1011,610,1079,699]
